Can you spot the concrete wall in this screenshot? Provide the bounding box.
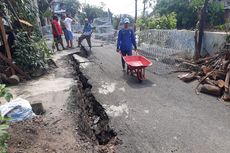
[203,31,228,56]
[139,29,228,58]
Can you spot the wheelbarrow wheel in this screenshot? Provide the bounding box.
[138,79,143,83]
[137,68,143,83]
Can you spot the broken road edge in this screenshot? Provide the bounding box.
[69,53,118,146]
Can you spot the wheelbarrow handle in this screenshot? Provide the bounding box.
[118,51,124,57]
[118,50,139,57]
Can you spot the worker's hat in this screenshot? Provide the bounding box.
[124,18,130,24]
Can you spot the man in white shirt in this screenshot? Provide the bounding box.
[63,14,74,48]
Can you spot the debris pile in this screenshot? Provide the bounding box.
[179,42,230,101]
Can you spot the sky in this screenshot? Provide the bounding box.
[79,0,154,16]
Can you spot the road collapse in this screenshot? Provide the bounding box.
[178,42,230,101]
[69,51,117,146]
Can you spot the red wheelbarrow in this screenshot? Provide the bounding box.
[123,54,152,82]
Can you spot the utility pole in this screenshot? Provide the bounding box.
[134,0,137,32]
[143,0,147,17]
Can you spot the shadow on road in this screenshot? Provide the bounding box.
[122,73,155,88]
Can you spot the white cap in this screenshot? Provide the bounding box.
[124,18,130,24]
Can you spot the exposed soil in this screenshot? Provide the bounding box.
[7,49,118,153]
[69,55,118,145]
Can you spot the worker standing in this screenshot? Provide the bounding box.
[117,18,137,71]
[78,18,92,50]
[60,15,67,46]
[63,14,74,49]
[51,15,65,51]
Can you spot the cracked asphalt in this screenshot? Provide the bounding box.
[78,39,230,153]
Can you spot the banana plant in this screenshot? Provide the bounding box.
[0,84,13,102]
[0,116,10,153]
[0,85,12,152]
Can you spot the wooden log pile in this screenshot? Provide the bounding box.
[179,42,230,101]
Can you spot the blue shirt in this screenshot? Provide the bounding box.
[83,23,92,36]
[117,28,137,53]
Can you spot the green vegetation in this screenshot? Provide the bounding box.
[153,0,225,29]
[38,0,52,26]
[13,32,52,73]
[137,12,177,30]
[1,0,52,75]
[79,4,107,23]
[64,0,81,17]
[0,85,12,153]
[0,84,13,102]
[0,120,9,153]
[10,0,38,25]
[207,1,225,28]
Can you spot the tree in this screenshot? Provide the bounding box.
[113,15,121,30]
[38,0,51,26]
[5,0,38,25]
[155,0,199,29]
[64,0,81,17]
[142,0,154,17]
[137,12,177,30]
[194,0,209,60]
[207,1,225,27]
[154,0,225,29]
[80,4,107,23]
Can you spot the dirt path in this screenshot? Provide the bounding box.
[6,47,118,153]
[7,50,89,153]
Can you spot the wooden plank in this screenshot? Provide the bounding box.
[0,53,30,79]
[0,17,15,74]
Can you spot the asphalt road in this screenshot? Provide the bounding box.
[79,39,230,153]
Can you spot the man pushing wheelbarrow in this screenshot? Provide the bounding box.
[117,18,152,82]
[116,18,137,71]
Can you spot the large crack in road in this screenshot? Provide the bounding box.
[69,49,117,146]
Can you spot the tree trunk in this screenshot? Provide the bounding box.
[194,30,200,60]
[199,84,222,96]
[197,0,209,59]
[0,53,30,79]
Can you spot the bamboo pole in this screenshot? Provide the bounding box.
[0,17,15,75]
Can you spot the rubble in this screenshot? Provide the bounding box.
[31,103,45,115]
